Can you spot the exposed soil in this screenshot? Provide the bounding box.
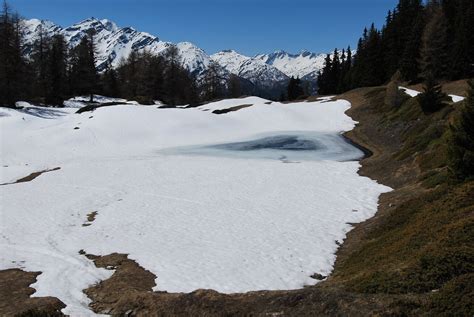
[83,211,98,226]
[82,252,410,316]
[0,167,60,186]
[212,103,253,114]
[0,269,65,316]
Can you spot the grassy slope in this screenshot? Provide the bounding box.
[333,83,473,315]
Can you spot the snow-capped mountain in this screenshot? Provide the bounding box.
[211,50,288,88]
[22,17,332,95]
[22,18,215,78]
[256,50,328,81]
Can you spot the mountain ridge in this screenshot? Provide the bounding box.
[22,17,331,94]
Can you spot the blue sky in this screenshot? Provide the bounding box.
[9,0,398,56]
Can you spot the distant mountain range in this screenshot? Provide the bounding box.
[23,17,331,97]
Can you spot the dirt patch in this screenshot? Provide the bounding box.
[83,253,156,315]
[0,269,65,316]
[82,211,98,227]
[0,167,60,186]
[76,102,125,114]
[82,253,408,316]
[212,104,253,114]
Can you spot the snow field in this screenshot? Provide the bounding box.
[1,97,391,315]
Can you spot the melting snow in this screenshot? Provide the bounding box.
[0,97,391,315]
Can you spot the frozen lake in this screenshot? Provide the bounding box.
[161,132,365,162]
[0,96,390,315]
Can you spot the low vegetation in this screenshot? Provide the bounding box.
[333,81,473,315]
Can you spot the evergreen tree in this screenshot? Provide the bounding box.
[317,54,332,95]
[287,76,304,100]
[202,61,223,101]
[418,73,447,113]
[420,1,448,80]
[399,10,425,82]
[228,74,242,98]
[448,0,474,79]
[30,24,50,102]
[0,1,29,107]
[69,32,98,102]
[101,58,120,97]
[45,34,68,105]
[448,80,474,181]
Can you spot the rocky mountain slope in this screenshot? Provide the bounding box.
[22,17,330,94]
[256,50,327,81]
[210,50,288,89]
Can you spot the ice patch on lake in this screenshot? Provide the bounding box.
[162,132,364,162]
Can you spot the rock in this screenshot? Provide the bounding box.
[310,273,326,280]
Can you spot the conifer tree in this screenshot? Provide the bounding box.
[202,61,222,101]
[30,24,50,102]
[418,72,447,113]
[69,33,98,102]
[420,1,448,80]
[46,34,68,105]
[101,59,120,97]
[228,74,242,98]
[0,1,28,107]
[287,76,304,100]
[448,0,474,79]
[448,80,474,181]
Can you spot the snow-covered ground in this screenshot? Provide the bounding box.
[0,97,391,315]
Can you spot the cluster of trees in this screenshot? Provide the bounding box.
[0,1,239,108]
[108,47,199,106]
[286,77,304,100]
[316,48,352,95]
[317,0,473,95]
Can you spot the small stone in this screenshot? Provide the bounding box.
[74,127,80,130]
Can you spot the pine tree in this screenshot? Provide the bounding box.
[317,54,332,95]
[420,1,448,80]
[45,34,68,105]
[202,61,222,101]
[448,80,474,181]
[399,10,425,82]
[101,59,120,97]
[228,74,241,98]
[69,33,98,102]
[0,1,29,107]
[30,24,50,102]
[418,72,447,113]
[287,76,304,100]
[448,0,474,79]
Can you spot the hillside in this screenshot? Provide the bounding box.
[6,81,471,316]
